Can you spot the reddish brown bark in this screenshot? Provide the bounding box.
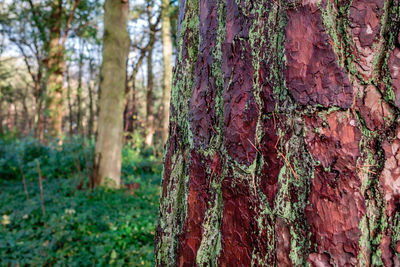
[285,3,353,108]
[305,112,365,266]
[390,48,400,107]
[155,0,400,265]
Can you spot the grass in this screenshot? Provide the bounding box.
[0,136,162,266]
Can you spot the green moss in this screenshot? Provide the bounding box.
[316,2,399,258]
[156,0,201,264]
[271,9,289,103]
[354,108,389,265]
[319,0,344,65]
[319,0,374,84]
[195,1,226,264]
[380,0,400,102]
[196,180,223,266]
[273,117,312,264]
[393,213,400,258]
[156,153,190,265]
[246,1,313,263]
[161,0,400,264]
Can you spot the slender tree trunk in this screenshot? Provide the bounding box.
[155,0,400,266]
[35,97,45,141]
[144,6,158,147]
[66,69,73,135]
[93,0,130,188]
[160,0,173,145]
[13,103,18,132]
[88,59,95,138]
[7,104,14,131]
[22,94,30,135]
[77,44,84,135]
[145,42,155,146]
[123,74,136,139]
[33,71,45,141]
[0,101,3,135]
[124,54,144,141]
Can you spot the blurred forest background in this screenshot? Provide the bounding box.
[0,0,177,265]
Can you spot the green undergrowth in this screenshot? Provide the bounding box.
[0,136,162,266]
[0,136,162,182]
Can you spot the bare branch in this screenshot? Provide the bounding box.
[61,0,80,47]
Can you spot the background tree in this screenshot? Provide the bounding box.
[144,0,161,147]
[0,1,48,139]
[155,0,400,265]
[0,0,177,148]
[43,0,80,137]
[160,0,173,144]
[124,38,148,142]
[0,0,100,139]
[93,0,130,188]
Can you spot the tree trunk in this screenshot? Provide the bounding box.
[35,97,45,141]
[77,43,84,136]
[144,7,157,147]
[45,0,64,138]
[6,103,15,131]
[0,102,3,135]
[123,73,136,140]
[145,42,155,146]
[13,103,18,132]
[88,59,95,138]
[93,0,130,188]
[33,69,45,141]
[124,54,145,141]
[66,68,74,135]
[160,0,173,145]
[22,92,30,135]
[155,0,400,266]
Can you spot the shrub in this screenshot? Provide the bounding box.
[0,136,162,183]
[0,176,160,266]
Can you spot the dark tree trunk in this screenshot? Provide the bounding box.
[124,52,145,141]
[144,4,158,147]
[77,43,84,136]
[155,0,400,266]
[123,71,137,139]
[22,93,30,135]
[35,97,45,141]
[13,103,18,132]
[66,68,74,135]
[33,67,45,140]
[88,59,95,138]
[0,102,3,135]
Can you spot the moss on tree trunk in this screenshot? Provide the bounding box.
[155,0,400,265]
[45,0,64,138]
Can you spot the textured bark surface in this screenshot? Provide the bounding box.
[155,0,400,265]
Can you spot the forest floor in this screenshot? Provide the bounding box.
[0,137,162,266]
